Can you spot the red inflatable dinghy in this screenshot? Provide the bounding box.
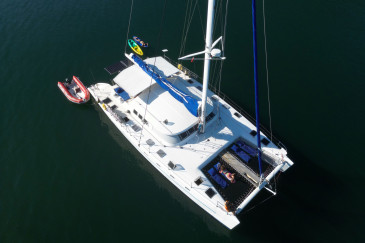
[58,76,90,104]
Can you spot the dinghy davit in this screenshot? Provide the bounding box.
[58,76,90,104]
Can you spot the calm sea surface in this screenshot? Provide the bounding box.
[1,0,364,242]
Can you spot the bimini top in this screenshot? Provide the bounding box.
[113,55,180,98]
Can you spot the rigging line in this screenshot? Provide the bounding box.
[138,0,168,146]
[222,0,229,56]
[217,60,224,94]
[263,0,273,142]
[185,0,195,51]
[179,0,191,59]
[212,0,223,42]
[179,0,192,58]
[212,65,217,88]
[183,1,198,56]
[214,61,222,88]
[216,0,228,122]
[89,68,96,83]
[217,60,224,120]
[273,173,277,193]
[196,1,206,43]
[218,0,224,34]
[242,193,275,215]
[124,0,134,53]
[182,0,194,56]
[180,0,198,57]
[220,2,224,49]
[211,60,217,87]
[212,0,219,39]
[209,62,223,118]
[274,170,281,192]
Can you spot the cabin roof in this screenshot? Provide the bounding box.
[132,75,214,135]
[113,56,180,97]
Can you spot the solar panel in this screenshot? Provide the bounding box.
[104,59,133,75]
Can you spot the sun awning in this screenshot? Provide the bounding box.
[113,56,180,98]
[113,65,155,98]
[144,56,180,77]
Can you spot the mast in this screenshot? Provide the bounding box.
[252,0,263,178]
[199,0,215,133]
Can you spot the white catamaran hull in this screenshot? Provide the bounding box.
[88,78,293,229]
[88,87,241,229]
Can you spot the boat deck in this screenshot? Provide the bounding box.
[87,56,293,229]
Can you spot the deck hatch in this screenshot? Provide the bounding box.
[250,130,257,136]
[157,149,166,158]
[102,98,112,104]
[132,124,141,132]
[168,161,176,170]
[194,177,204,186]
[261,138,270,145]
[234,112,242,118]
[205,188,216,198]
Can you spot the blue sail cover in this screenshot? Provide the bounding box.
[132,54,199,117]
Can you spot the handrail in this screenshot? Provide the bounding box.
[216,200,228,214]
[146,145,230,215]
[97,85,256,216]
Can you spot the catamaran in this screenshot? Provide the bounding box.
[88,0,293,229]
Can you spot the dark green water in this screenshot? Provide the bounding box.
[1,0,364,242]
